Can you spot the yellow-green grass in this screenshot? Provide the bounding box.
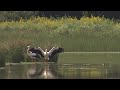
[0,16,120,64]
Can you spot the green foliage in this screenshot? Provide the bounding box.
[0,16,120,63]
[0,11,39,21]
[4,40,28,63]
[8,47,24,63]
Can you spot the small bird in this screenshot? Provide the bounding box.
[27,46,43,62]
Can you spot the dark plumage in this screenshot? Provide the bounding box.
[49,47,64,58]
[28,47,44,57]
[27,46,44,61]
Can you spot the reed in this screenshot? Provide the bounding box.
[0,16,120,63]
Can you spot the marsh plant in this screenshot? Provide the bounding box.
[0,16,120,64]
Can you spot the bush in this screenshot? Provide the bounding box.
[8,47,24,63]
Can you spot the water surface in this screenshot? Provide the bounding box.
[0,63,120,79]
[1,52,120,79]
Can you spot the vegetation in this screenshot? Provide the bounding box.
[0,16,120,64]
[0,11,39,21]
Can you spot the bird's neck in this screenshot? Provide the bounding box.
[44,49,48,56]
[27,49,30,55]
[45,49,47,54]
[44,49,49,60]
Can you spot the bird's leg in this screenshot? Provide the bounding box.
[32,58,35,63]
[33,59,36,64]
[32,59,34,62]
[44,59,47,64]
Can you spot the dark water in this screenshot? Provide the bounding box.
[0,63,120,79]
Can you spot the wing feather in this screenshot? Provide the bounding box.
[28,47,44,58]
[49,47,64,58]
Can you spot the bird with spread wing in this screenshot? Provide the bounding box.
[27,46,64,63]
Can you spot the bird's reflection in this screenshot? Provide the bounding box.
[27,63,56,79]
[40,63,56,79]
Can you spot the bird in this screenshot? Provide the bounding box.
[27,46,64,63]
[37,47,64,63]
[27,46,43,62]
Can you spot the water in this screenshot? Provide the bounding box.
[0,62,120,79]
[1,52,120,79]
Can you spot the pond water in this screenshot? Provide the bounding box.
[1,52,120,79]
[0,62,120,79]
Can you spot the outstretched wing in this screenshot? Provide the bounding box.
[34,47,45,58]
[27,47,44,58]
[37,47,45,58]
[49,47,64,58]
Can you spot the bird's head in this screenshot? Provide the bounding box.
[27,46,30,48]
[27,46,32,54]
[27,46,34,52]
[27,46,30,52]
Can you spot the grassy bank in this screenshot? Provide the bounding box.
[0,16,120,64]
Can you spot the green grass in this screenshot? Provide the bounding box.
[1,16,120,52]
[0,16,120,64]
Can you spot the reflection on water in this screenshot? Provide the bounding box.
[27,63,56,79]
[1,63,120,79]
[39,63,56,79]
